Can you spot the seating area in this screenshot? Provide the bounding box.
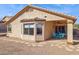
[51,33,66,39]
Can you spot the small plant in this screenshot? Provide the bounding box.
[74,24,79,29]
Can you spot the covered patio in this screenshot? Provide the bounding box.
[44,19,74,44]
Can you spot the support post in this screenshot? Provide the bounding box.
[67,20,73,44]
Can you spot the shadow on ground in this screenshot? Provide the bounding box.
[73,41,79,45]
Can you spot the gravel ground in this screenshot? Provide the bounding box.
[0,36,79,55]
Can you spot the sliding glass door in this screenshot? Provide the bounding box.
[55,26,66,34]
[36,23,44,41]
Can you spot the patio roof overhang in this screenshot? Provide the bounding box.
[20,17,68,24]
[20,17,46,22]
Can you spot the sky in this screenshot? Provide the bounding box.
[0,4,79,24]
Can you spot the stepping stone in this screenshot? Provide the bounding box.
[41,42,46,44]
[20,41,25,43]
[12,40,16,42]
[75,45,79,48]
[54,45,58,47]
[61,45,65,47]
[3,39,6,40]
[37,44,43,47]
[58,46,62,48]
[50,44,54,47]
[25,42,29,44]
[27,44,31,46]
[65,47,73,52]
[31,44,37,47]
[15,41,20,43]
[77,47,79,48]
[9,40,14,41]
[69,45,75,48]
[76,49,79,51]
[67,45,75,49]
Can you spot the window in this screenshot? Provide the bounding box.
[36,24,42,35]
[23,24,34,35]
[29,24,34,35]
[8,24,12,33]
[24,24,29,34]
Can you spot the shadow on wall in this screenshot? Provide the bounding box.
[73,29,79,40]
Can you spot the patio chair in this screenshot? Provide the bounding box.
[58,33,65,39]
[52,33,65,39]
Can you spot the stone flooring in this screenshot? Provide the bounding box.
[0,36,79,54]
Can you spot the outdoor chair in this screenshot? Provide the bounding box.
[52,33,65,39]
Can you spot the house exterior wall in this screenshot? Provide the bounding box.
[7,8,68,41]
[44,21,54,40]
[7,19,22,39]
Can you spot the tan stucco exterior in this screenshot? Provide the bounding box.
[4,5,76,44]
[44,21,54,40]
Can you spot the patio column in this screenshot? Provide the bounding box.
[67,20,74,44]
[34,22,36,42]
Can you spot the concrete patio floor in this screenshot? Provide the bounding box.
[0,36,79,55]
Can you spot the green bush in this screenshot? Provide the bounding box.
[74,24,79,29]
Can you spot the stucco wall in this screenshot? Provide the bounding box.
[44,21,54,40]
